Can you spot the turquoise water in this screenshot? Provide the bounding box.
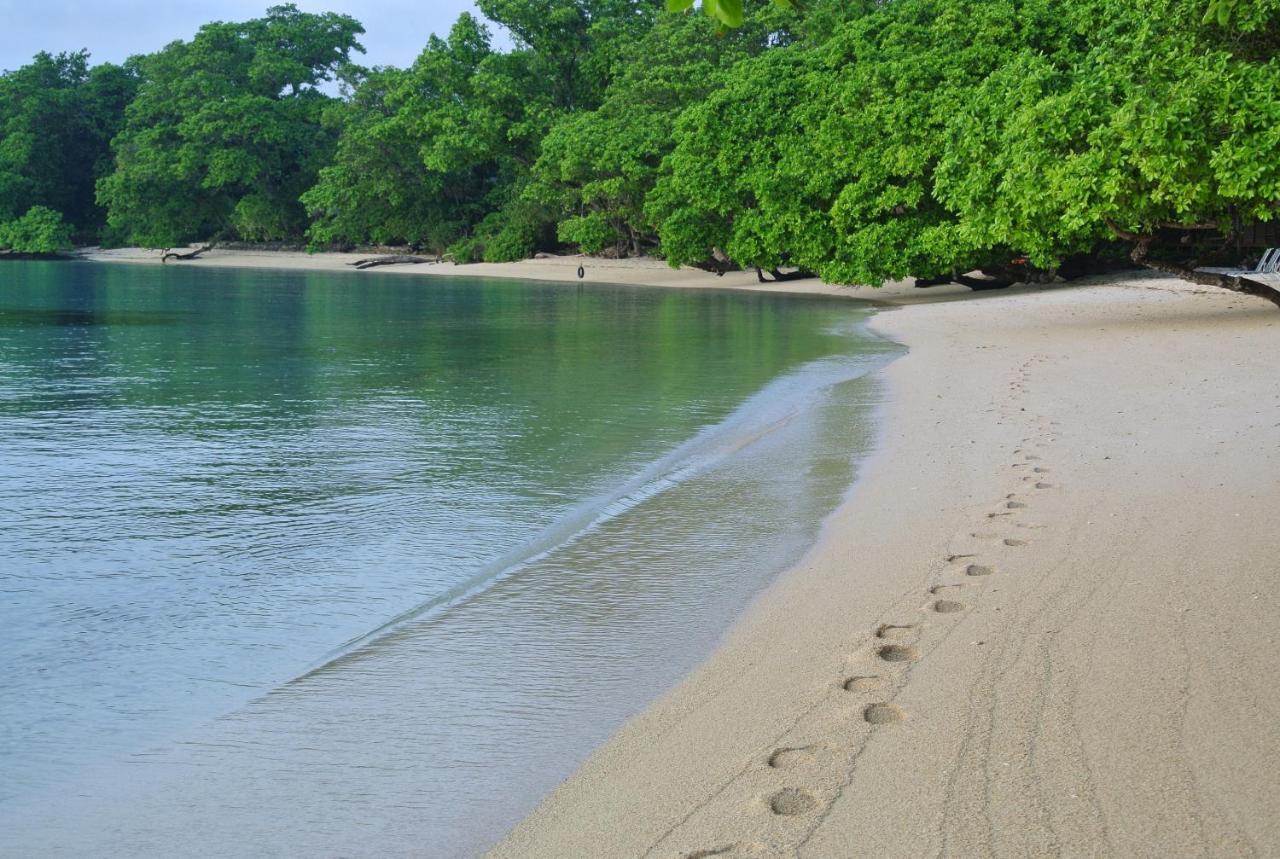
[0,260,899,856]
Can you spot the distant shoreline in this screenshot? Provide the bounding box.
[76,245,958,303]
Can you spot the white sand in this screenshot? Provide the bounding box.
[82,248,1280,856]
[78,246,874,299]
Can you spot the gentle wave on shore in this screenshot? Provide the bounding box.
[0,260,899,856]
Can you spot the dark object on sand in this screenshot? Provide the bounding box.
[349,255,436,270]
[162,242,216,262]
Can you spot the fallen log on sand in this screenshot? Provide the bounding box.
[348,255,438,270]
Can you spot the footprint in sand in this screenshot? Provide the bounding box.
[863,703,905,725]
[1032,466,1049,473]
[877,644,919,663]
[1003,538,1027,547]
[965,564,995,577]
[768,746,817,770]
[933,599,966,613]
[843,675,886,693]
[875,624,918,641]
[1006,500,1028,509]
[769,788,818,816]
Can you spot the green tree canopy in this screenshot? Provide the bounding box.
[96,4,364,247]
[0,51,136,239]
[527,6,800,257]
[0,206,74,254]
[303,1,656,261]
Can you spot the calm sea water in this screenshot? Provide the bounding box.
[0,260,899,856]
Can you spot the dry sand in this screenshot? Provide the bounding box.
[82,249,1280,857]
[79,246,860,298]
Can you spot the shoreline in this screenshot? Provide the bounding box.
[491,276,1280,856]
[76,246,946,302]
[75,249,1280,854]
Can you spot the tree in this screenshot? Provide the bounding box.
[665,0,800,28]
[303,3,654,262]
[302,16,495,253]
[97,4,364,247]
[528,6,799,257]
[0,52,136,240]
[650,0,1035,283]
[0,206,74,253]
[934,0,1280,305]
[647,46,828,274]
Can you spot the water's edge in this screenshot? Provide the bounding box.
[0,266,902,857]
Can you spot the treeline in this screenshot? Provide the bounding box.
[2,0,1279,301]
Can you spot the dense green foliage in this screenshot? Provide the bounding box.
[0,51,135,240]
[304,1,658,261]
[3,0,1279,300]
[95,4,364,247]
[0,206,73,253]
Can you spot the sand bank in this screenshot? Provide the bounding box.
[80,248,1280,855]
[78,246,879,300]
[490,275,1280,857]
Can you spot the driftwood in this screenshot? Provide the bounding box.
[162,242,216,263]
[348,254,439,270]
[755,267,817,283]
[914,273,1011,291]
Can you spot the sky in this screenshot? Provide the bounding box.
[0,1,489,72]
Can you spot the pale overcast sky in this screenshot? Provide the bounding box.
[0,1,491,72]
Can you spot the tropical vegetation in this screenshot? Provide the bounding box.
[1,0,1278,303]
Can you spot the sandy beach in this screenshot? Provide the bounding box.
[83,249,1280,856]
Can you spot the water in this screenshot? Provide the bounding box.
[0,260,899,856]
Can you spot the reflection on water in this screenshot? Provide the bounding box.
[0,260,899,856]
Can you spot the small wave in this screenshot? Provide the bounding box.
[300,340,896,679]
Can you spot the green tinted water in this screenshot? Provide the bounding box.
[0,260,900,855]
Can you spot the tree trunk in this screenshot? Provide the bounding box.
[162,242,216,262]
[1109,224,1280,308]
[348,255,436,270]
[755,267,817,283]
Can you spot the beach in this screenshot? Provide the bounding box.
[83,250,1280,856]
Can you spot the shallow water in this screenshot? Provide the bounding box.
[0,260,899,856]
